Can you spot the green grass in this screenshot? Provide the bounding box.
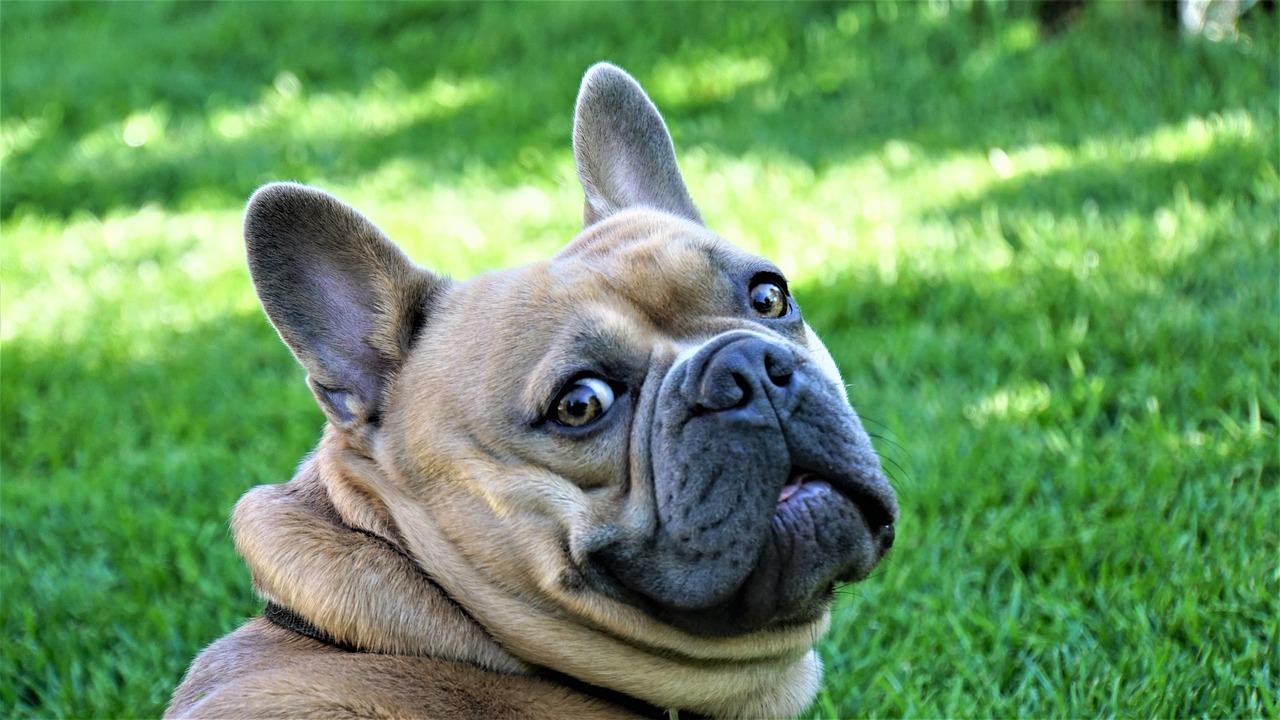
[2,1,1276,717]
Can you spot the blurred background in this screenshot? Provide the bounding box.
[2,1,1275,717]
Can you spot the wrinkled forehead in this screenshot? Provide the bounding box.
[548,208,771,329]
[431,209,785,421]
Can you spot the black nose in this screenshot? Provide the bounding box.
[690,336,797,412]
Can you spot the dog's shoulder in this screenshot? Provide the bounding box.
[166,617,643,719]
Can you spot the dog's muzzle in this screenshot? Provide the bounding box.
[592,332,898,636]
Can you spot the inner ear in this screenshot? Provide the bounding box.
[572,62,703,228]
[245,182,446,430]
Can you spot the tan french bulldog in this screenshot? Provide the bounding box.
[166,63,897,720]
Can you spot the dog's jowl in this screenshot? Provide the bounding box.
[166,63,898,720]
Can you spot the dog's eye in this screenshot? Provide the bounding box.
[553,377,615,427]
[749,280,790,319]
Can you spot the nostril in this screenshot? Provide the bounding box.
[766,362,792,388]
[697,368,750,411]
[763,347,795,388]
[689,336,798,412]
[731,371,753,405]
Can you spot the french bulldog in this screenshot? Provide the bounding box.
[166,62,897,720]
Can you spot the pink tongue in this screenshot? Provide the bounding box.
[778,473,812,504]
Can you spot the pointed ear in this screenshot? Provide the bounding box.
[245,183,446,430]
[572,62,703,228]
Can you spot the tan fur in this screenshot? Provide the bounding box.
[168,64,893,720]
[167,619,636,719]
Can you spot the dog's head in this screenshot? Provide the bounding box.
[245,63,896,717]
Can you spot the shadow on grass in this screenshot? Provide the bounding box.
[5,1,1273,219]
[930,126,1271,232]
[1,307,318,716]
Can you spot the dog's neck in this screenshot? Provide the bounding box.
[231,430,820,720]
[231,436,527,674]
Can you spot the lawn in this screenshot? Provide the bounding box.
[2,1,1276,717]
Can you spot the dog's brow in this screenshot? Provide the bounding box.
[518,312,647,417]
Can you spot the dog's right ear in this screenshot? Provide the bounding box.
[573,62,703,228]
[244,183,445,432]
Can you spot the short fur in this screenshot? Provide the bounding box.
[167,63,896,720]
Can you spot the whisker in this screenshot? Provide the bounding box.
[878,454,913,486]
[858,414,894,432]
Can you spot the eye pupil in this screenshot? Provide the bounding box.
[750,282,788,319]
[554,377,615,427]
[560,388,599,420]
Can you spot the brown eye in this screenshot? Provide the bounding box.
[749,281,789,319]
[554,377,615,427]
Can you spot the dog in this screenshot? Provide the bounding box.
[166,62,898,720]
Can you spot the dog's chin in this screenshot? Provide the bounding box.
[590,471,895,638]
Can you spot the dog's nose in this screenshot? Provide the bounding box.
[692,336,796,412]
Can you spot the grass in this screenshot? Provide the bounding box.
[2,1,1276,717]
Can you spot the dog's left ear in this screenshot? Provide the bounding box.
[244,182,445,432]
[572,62,703,228]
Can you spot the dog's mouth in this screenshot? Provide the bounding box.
[779,469,896,545]
[720,463,899,632]
[742,468,897,620]
[779,468,896,563]
[777,470,809,504]
[588,465,897,637]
